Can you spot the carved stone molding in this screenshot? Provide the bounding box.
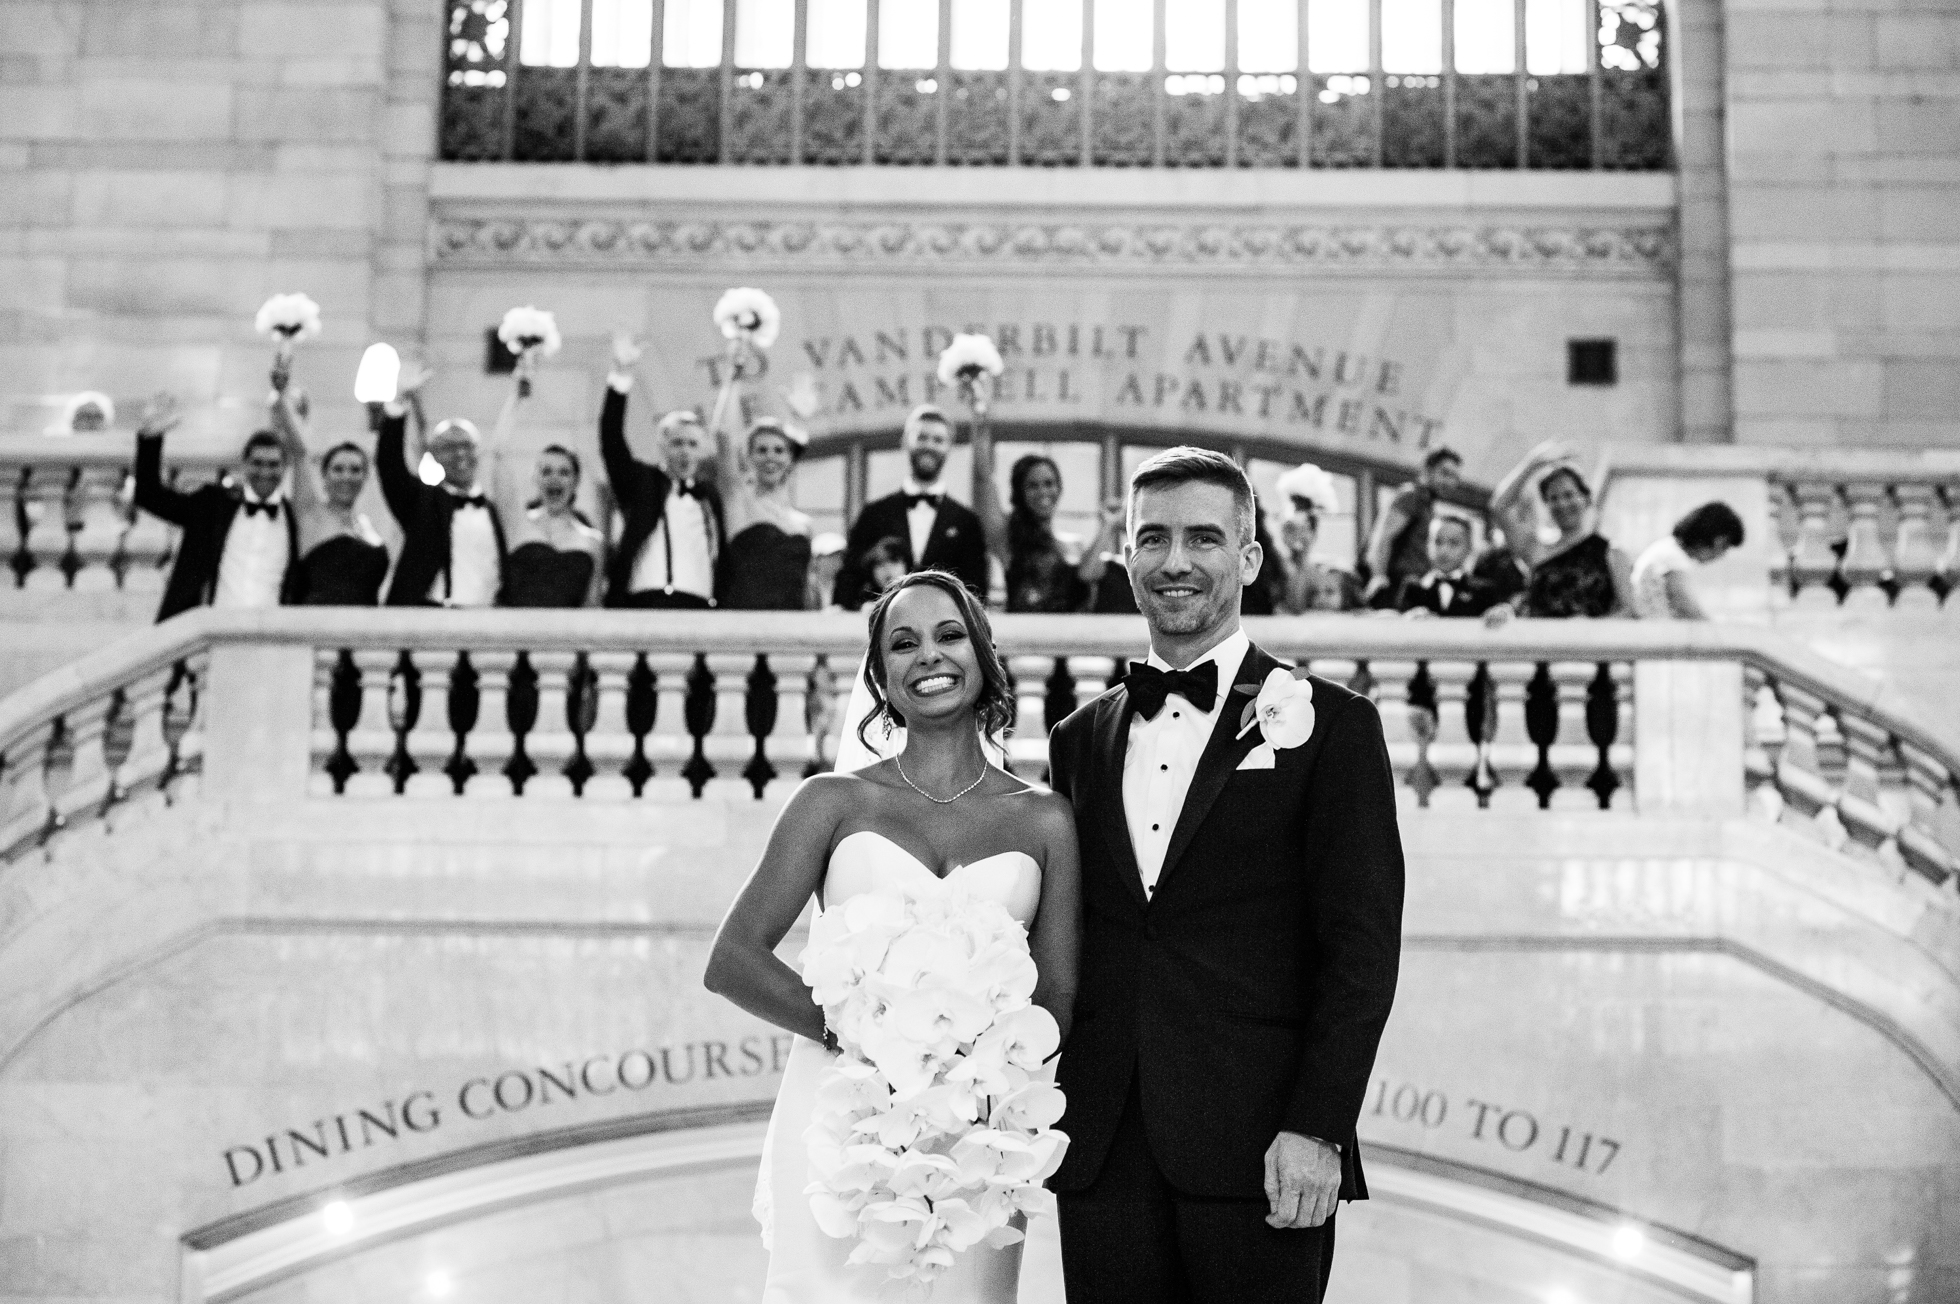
[429,216,1675,277]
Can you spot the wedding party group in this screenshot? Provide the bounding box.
[123,292,1743,636]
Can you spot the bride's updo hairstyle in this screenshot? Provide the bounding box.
[857,570,1017,751]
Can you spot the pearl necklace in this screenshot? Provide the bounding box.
[894,755,988,805]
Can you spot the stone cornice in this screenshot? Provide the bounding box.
[429,216,1675,277]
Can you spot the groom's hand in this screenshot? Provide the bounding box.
[1264,1132,1340,1229]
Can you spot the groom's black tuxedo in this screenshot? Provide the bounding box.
[1046,640,1404,1300]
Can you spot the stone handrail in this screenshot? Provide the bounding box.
[1597,444,1960,611]
[0,433,229,594]
[3,609,1956,891]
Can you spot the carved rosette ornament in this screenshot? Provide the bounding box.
[429,216,1674,277]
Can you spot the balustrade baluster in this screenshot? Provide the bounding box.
[742,654,779,799]
[1406,661,1439,806]
[443,651,481,794]
[54,466,85,587]
[1784,480,1842,606]
[1836,713,1902,859]
[10,466,37,586]
[384,651,422,795]
[97,687,133,818]
[683,653,718,797]
[1937,487,1960,606]
[1896,743,1959,887]
[159,659,200,795]
[1044,657,1077,732]
[1768,681,1843,845]
[1524,661,1560,809]
[1838,481,1891,608]
[1582,662,1620,809]
[1463,661,1500,807]
[1890,484,1941,609]
[563,652,600,796]
[805,653,839,777]
[1346,659,1377,701]
[622,653,659,795]
[503,651,540,794]
[325,649,363,794]
[37,716,72,846]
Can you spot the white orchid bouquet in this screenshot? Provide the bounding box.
[498,306,561,396]
[799,886,1068,1297]
[936,333,1005,420]
[255,293,322,358]
[714,286,782,349]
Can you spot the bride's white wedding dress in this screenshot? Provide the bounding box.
[755,830,1045,1304]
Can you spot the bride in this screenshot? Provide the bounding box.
[705,569,1082,1303]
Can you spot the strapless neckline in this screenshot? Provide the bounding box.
[829,829,1038,884]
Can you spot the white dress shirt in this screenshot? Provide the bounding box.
[630,481,717,600]
[431,486,501,608]
[1122,627,1251,898]
[213,488,289,609]
[902,477,942,564]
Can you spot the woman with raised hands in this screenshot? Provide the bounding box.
[712,409,816,610]
[1488,438,1635,619]
[485,348,606,608]
[268,360,390,606]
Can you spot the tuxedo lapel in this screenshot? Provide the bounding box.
[920,503,953,567]
[1091,690,1148,908]
[1154,643,1280,897]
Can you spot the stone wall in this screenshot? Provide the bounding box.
[1725,0,1960,448]
[0,0,435,447]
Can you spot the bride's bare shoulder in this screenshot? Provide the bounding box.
[999,779,1076,832]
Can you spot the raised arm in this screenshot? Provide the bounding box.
[1076,497,1125,588]
[702,775,850,1042]
[131,394,193,526]
[1362,491,1413,596]
[1488,439,1574,568]
[971,416,1009,565]
[372,363,433,527]
[484,363,529,528]
[267,364,325,516]
[598,332,651,505]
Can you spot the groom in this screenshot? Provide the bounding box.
[1046,447,1404,1302]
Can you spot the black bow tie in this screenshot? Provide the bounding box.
[902,491,942,509]
[674,480,705,500]
[449,492,490,510]
[239,498,281,519]
[1125,660,1218,720]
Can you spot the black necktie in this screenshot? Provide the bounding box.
[902,492,941,510]
[1125,660,1218,720]
[240,499,280,520]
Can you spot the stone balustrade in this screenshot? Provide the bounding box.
[1598,444,1960,615]
[3,609,1954,891]
[0,434,227,595]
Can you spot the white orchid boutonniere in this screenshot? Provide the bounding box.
[1234,668,1316,770]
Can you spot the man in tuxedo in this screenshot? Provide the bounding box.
[132,395,301,622]
[376,368,506,607]
[832,404,987,609]
[600,335,725,609]
[1046,446,1405,1304]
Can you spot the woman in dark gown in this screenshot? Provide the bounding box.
[269,371,390,605]
[1489,439,1633,618]
[486,360,605,607]
[714,417,814,610]
[972,421,1097,612]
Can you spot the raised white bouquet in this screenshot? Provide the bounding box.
[935,333,1004,388]
[497,305,562,358]
[255,293,322,353]
[714,286,782,349]
[799,886,1068,1297]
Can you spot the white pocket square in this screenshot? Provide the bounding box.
[1236,743,1277,771]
